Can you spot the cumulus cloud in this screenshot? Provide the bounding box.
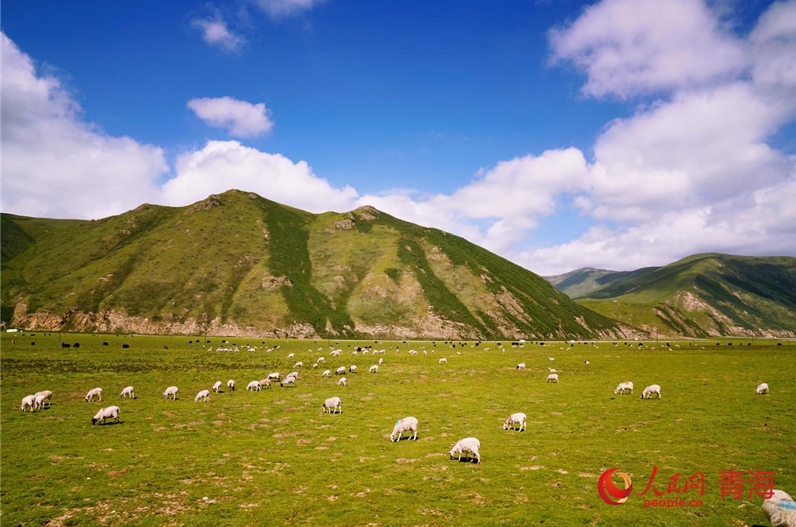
[0,33,168,220]
[161,140,359,213]
[549,0,747,98]
[187,96,274,137]
[191,17,245,52]
[252,0,326,18]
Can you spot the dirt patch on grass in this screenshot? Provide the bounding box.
[107,468,128,479]
[395,458,417,464]
[520,466,544,471]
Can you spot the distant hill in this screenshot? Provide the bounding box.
[544,267,658,299]
[0,190,634,340]
[552,254,796,338]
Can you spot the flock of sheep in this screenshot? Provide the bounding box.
[19,342,773,470]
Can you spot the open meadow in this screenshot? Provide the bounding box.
[1,333,794,526]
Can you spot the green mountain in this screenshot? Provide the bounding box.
[544,267,658,299]
[0,190,633,340]
[569,254,796,338]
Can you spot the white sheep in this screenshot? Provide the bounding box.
[349,365,358,373]
[267,372,281,381]
[280,377,296,387]
[34,390,53,409]
[548,367,557,373]
[195,389,210,402]
[247,380,262,391]
[294,361,303,369]
[439,358,447,365]
[212,381,222,393]
[119,386,135,399]
[227,379,236,391]
[614,381,634,395]
[92,406,120,425]
[547,373,559,383]
[287,353,295,360]
[162,386,179,400]
[336,366,346,375]
[378,358,384,365]
[369,365,379,373]
[757,382,769,395]
[323,396,342,414]
[322,369,332,378]
[449,437,481,464]
[20,395,36,412]
[762,489,796,527]
[317,356,325,363]
[85,387,103,402]
[331,350,342,357]
[259,379,272,389]
[338,377,347,387]
[503,412,527,432]
[516,363,525,370]
[390,416,418,442]
[641,384,662,399]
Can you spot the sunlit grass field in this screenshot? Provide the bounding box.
[2,333,794,526]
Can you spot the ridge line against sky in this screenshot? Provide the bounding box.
[1,0,795,276]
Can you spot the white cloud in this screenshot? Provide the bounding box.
[187,96,274,138]
[0,33,168,220]
[191,17,245,52]
[252,0,326,18]
[161,140,359,213]
[549,0,747,98]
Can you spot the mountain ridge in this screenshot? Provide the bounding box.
[1,190,633,340]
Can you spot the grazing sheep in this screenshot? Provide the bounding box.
[267,372,281,381]
[323,396,342,414]
[614,381,634,395]
[390,416,419,442]
[212,381,223,393]
[92,406,121,425]
[547,374,559,383]
[294,361,303,369]
[378,358,384,365]
[20,395,36,412]
[195,389,210,402]
[449,437,481,464]
[331,350,342,357]
[322,369,332,378]
[516,363,525,370]
[439,358,447,365]
[162,386,179,400]
[349,365,358,373]
[34,390,53,409]
[85,387,103,402]
[317,356,325,363]
[762,489,796,527]
[548,357,555,361]
[259,379,272,389]
[247,380,262,391]
[336,366,346,375]
[369,365,379,373]
[338,377,347,387]
[287,353,295,360]
[503,412,527,432]
[280,377,296,387]
[119,386,135,399]
[584,360,590,365]
[227,379,236,391]
[548,367,557,373]
[641,384,662,399]
[757,382,769,395]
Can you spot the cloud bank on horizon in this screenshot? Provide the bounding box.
[2,0,795,276]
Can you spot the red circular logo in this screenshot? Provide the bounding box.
[598,468,633,505]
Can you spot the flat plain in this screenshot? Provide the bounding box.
[1,333,794,526]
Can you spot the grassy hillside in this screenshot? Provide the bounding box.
[1,190,628,340]
[574,254,796,337]
[545,267,658,299]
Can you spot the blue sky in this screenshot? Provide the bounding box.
[2,0,795,275]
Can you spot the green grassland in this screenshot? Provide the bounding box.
[2,333,794,526]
